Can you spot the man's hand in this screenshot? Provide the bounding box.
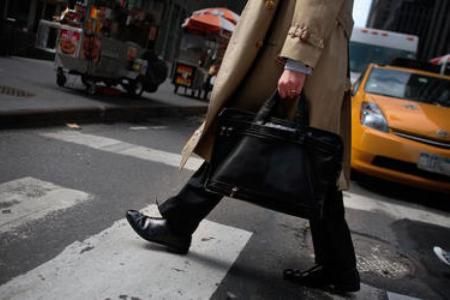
[277,69,306,99]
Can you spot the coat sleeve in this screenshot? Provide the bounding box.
[279,0,345,69]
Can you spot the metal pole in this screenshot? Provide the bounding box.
[161,0,174,59]
[3,0,10,19]
[40,0,48,20]
[425,0,447,59]
[27,0,38,32]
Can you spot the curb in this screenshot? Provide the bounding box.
[0,105,207,129]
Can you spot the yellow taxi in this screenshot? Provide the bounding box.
[351,63,450,192]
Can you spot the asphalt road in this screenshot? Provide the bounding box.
[0,118,449,300]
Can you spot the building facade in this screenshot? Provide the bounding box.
[367,0,449,60]
[1,0,247,60]
[1,0,68,56]
[2,0,67,32]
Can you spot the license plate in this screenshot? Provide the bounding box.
[417,153,450,177]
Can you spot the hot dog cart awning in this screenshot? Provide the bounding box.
[182,7,240,36]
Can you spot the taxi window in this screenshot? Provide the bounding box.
[365,68,450,107]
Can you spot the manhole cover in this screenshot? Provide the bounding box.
[304,230,415,279]
[0,85,34,97]
[354,235,414,279]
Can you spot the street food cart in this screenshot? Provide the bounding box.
[172,8,239,99]
[55,1,167,97]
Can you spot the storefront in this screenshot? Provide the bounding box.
[0,0,67,56]
[2,0,66,32]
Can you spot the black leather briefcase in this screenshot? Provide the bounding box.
[205,92,343,219]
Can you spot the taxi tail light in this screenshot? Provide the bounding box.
[360,102,389,132]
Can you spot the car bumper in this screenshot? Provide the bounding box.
[352,127,450,193]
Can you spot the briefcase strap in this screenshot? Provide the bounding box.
[254,92,309,132]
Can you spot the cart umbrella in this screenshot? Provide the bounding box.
[192,8,240,25]
[182,13,236,35]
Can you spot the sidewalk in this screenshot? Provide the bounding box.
[0,56,208,129]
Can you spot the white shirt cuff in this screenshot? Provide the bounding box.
[284,59,313,75]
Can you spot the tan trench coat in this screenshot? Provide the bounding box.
[181,0,354,190]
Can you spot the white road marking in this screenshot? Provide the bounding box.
[40,130,203,171]
[129,126,149,130]
[328,283,386,300]
[0,177,91,234]
[40,130,450,229]
[0,205,252,300]
[149,126,169,130]
[387,291,422,300]
[344,192,450,229]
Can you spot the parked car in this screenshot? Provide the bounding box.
[351,63,450,192]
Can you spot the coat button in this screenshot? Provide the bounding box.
[265,0,275,9]
[255,40,263,48]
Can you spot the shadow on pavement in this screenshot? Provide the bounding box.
[350,172,450,212]
[391,219,450,300]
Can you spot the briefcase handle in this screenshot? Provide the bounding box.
[254,91,310,132]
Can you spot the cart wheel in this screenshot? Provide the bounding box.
[57,70,67,87]
[81,75,89,87]
[127,77,144,98]
[104,80,115,88]
[147,83,158,93]
[86,82,96,96]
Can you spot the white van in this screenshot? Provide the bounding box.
[349,27,419,83]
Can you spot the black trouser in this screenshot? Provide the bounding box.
[159,163,357,272]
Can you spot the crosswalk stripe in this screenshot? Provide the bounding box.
[0,177,91,234]
[387,291,422,300]
[40,130,450,229]
[40,130,204,171]
[0,205,252,300]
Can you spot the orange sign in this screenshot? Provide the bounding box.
[174,63,195,87]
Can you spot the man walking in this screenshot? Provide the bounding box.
[127,0,359,292]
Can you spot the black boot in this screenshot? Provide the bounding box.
[283,265,360,293]
[126,210,191,254]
